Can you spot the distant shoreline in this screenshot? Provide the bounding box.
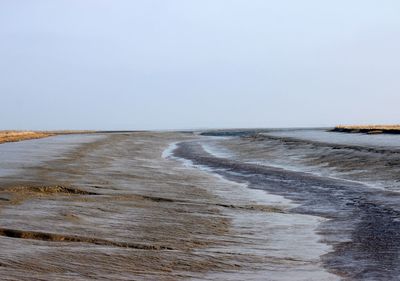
[0,130,97,144]
[0,131,54,144]
[331,125,400,135]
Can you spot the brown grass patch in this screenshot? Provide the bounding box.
[335,125,400,130]
[0,131,54,144]
[0,130,98,144]
[333,125,400,134]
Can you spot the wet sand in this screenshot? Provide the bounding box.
[0,132,337,280]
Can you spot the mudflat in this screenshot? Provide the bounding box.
[0,132,337,280]
[0,132,336,280]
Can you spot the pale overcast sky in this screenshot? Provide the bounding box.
[1,0,399,130]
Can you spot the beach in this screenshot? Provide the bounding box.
[1,130,400,280]
[0,132,337,280]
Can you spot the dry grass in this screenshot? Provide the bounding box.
[333,125,400,134]
[336,125,400,130]
[0,131,54,144]
[0,130,97,144]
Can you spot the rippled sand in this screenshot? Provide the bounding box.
[0,132,336,280]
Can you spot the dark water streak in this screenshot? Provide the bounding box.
[174,140,400,280]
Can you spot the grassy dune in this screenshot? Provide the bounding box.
[333,125,400,134]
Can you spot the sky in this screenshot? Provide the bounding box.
[1,0,400,130]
